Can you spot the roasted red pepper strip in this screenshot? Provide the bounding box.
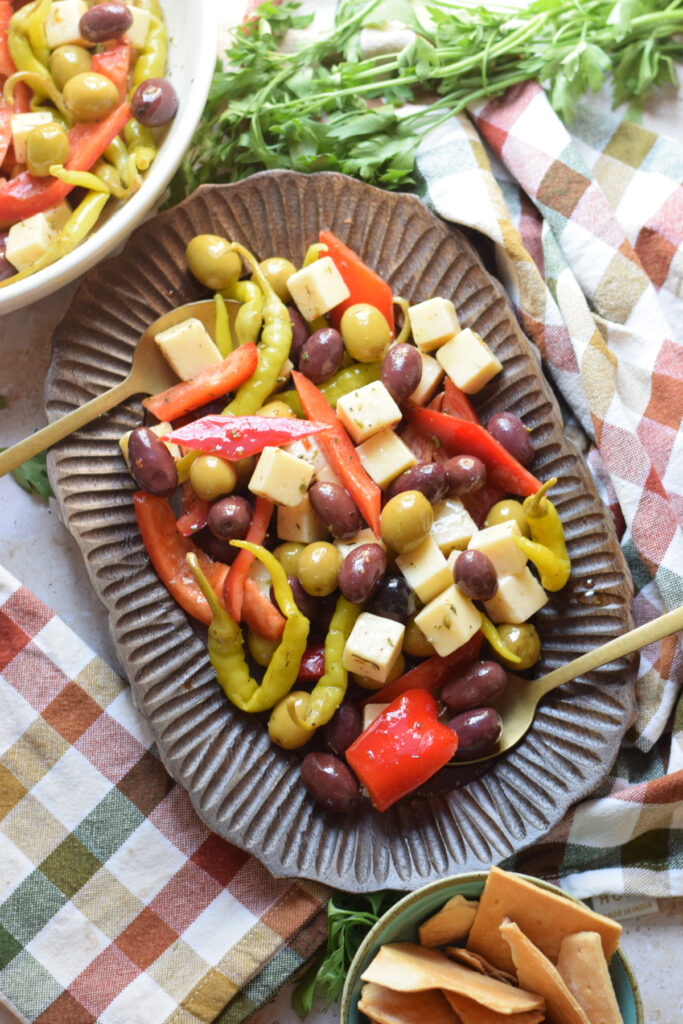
[0,102,131,221]
[143,344,258,422]
[292,370,381,538]
[133,491,228,626]
[442,377,480,423]
[241,577,285,641]
[361,631,483,706]
[163,413,328,461]
[346,690,459,812]
[91,38,131,101]
[0,1,13,78]
[296,642,326,683]
[176,483,209,537]
[223,495,273,622]
[319,229,395,337]
[407,406,541,497]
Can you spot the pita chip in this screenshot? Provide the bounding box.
[499,918,590,1024]
[419,894,479,946]
[442,990,545,1024]
[557,931,624,1024]
[359,983,460,1024]
[446,947,517,986]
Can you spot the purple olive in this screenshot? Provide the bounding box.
[323,704,362,758]
[445,455,487,495]
[300,752,361,813]
[131,78,179,127]
[298,327,344,383]
[127,427,178,497]
[387,462,449,504]
[80,1,132,42]
[441,661,507,714]
[208,496,252,541]
[381,343,422,402]
[448,707,503,760]
[309,481,363,539]
[288,306,309,363]
[338,543,386,604]
[487,412,534,467]
[454,549,498,601]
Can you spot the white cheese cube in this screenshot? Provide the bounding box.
[335,528,384,561]
[5,212,56,271]
[431,498,478,553]
[44,0,89,48]
[436,328,503,395]
[414,584,482,658]
[314,458,343,488]
[248,558,273,598]
[119,421,180,466]
[362,704,389,731]
[273,357,294,391]
[10,112,53,165]
[45,201,72,233]
[356,428,416,489]
[408,297,460,352]
[342,612,405,684]
[124,5,151,48]
[287,257,350,322]
[396,535,453,604]
[277,494,328,544]
[409,351,444,406]
[468,521,527,578]
[336,381,401,444]
[154,318,223,381]
[282,434,324,473]
[484,567,548,624]
[249,446,314,507]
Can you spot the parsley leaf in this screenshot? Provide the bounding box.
[0,450,54,503]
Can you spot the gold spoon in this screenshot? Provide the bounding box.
[0,299,226,478]
[456,602,683,764]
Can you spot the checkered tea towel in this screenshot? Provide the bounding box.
[0,566,328,1024]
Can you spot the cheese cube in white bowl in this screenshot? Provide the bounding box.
[6,212,56,272]
[125,6,152,48]
[44,0,88,48]
[10,112,53,165]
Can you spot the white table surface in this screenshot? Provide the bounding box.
[1,2,683,1023]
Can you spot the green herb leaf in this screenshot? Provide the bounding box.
[0,450,54,503]
[0,395,6,409]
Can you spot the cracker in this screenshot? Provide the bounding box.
[466,866,622,973]
[442,990,545,1024]
[419,895,479,947]
[359,982,460,1024]
[557,931,624,1024]
[446,947,517,986]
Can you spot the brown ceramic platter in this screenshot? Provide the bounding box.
[46,171,635,891]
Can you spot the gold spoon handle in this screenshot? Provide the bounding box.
[0,377,134,478]
[535,603,683,698]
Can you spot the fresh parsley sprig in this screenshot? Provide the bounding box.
[170,0,683,200]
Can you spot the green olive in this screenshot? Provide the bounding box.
[340,303,392,362]
[255,256,296,303]
[273,542,305,577]
[380,490,433,554]
[256,400,295,418]
[403,618,435,658]
[247,631,278,667]
[496,623,541,670]
[49,44,92,91]
[25,122,70,177]
[232,454,257,490]
[268,692,317,749]
[484,499,530,537]
[63,72,119,122]
[186,234,242,291]
[189,455,237,502]
[297,541,342,597]
[352,653,405,691]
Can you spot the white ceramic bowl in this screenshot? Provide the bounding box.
[0,0,216,315]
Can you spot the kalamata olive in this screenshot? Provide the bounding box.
[370,574,415,622]
[270,576,319,622]
[448,707,503,760]
[445,455,487,495]
[196,530,239,564]
[454,549,498,601]
[338,543,386,604]
[309,481,362,539]
[207,495,252,540]
[297,643,326,682]
[300,752,361,813]
[487,411,534,467]
[381,343,422,402]
[131,77,179,128]
[128,427,178,497]
[323,704,362,758]
[441,661,507,714]
[299,327,344,383]
[80,1,132,41]
[387,462,449,503]
[288,306,309,363]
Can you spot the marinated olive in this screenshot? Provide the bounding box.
[309,481,362,539]
[273,542,305,576]
[487,411,534,467]
[128,427,178,497]
[297,542,342,597]
[189,455,237,502]
[300,752,361,813]
[380,490,433,553]
[297,644,326,683]
[63,72,119,122]
[340,303,392,362]
[186,234,242,291]
[288,305,309,363]
[454,549,498,601]
[441,661,507,714]
[80,1,132,42]
[387,462,449,504]
[49,44,92,91]
[448,707,503,760]
[247,631,278,668]
[496,623,541,670]
[232,454,257,490]
[484,499,530,537]
[323,704,362,758]
[25,122,69,177]
[352,653,405,691]
[381,343,422,402]
[207,495,252,540]
[197,530,239,564]
[269,576,319,622]
[268,692,317,750]
[338,543,386,604]
[370,574,415,622]
[131,77,179,127]
[445,455,487,495]
[403,617,436,657]
[299,327,344,383]
[256,400,295,418]
[256,256,296,302]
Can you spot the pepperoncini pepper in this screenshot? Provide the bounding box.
[305,595,363,727]
[520,477,571,591]
[479,612,522,664]
[222,280,263,348]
